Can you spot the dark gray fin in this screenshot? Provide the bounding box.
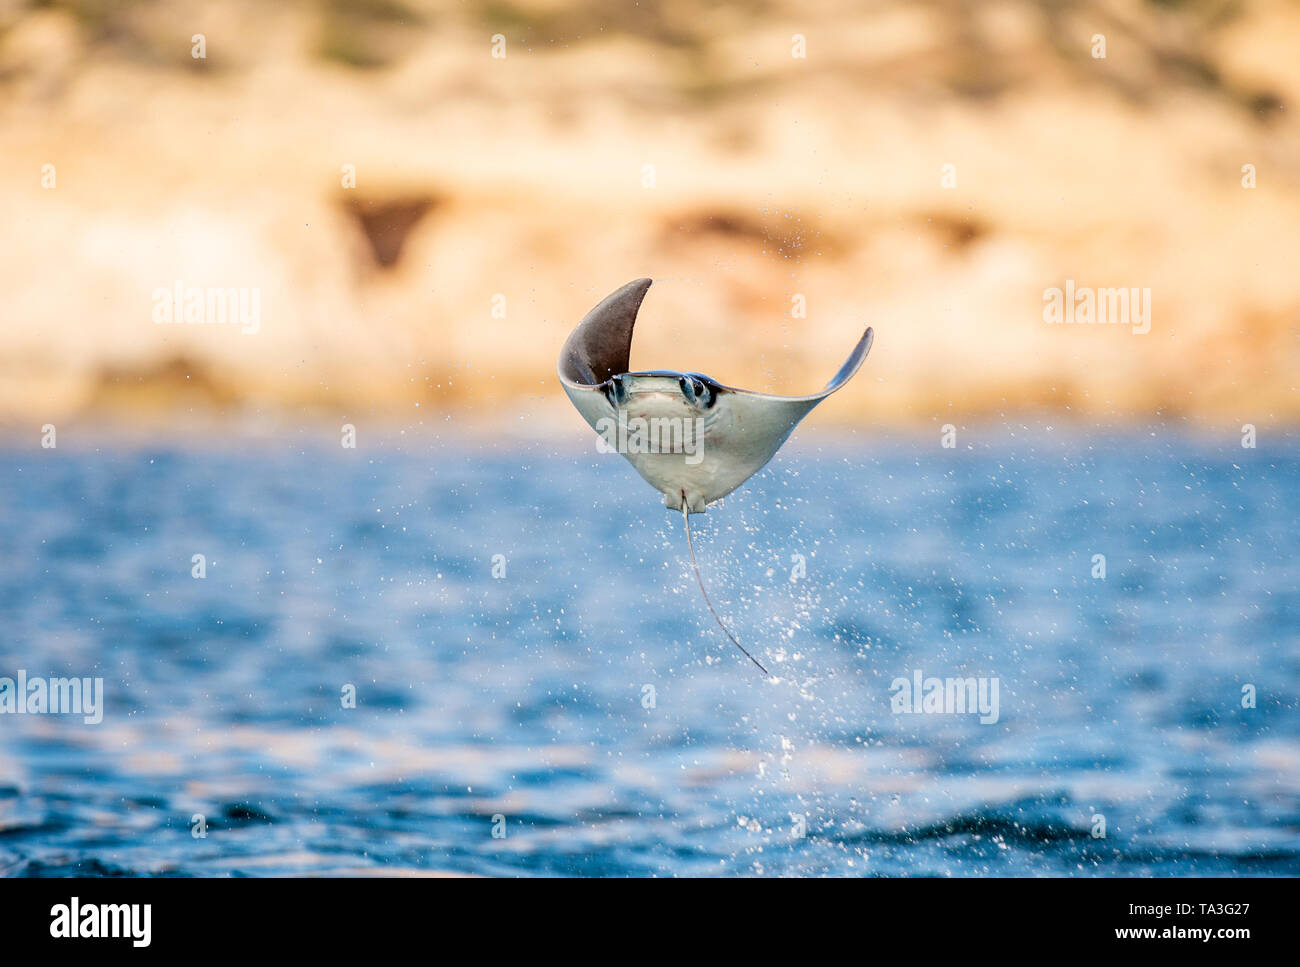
[681,500,769,675]
[559,278,653,387]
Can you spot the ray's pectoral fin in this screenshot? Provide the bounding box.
[722,326,874,406]
[695,325,875,508]
[558,278,652,387]
[822,326,874,397]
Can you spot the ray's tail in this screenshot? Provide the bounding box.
[680,500,769,676]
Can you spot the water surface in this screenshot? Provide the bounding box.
[1,428,1297,876]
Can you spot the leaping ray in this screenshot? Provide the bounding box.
[558,278,874,673]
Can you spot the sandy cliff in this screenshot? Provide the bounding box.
[0,0,1297,430]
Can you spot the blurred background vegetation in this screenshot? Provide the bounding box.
[1,0,1296,431]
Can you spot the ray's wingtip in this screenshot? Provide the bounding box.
[602,277,653,310]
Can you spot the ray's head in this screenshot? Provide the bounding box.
[605,371,720,415]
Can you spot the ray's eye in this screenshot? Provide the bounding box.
[681,376,715,409]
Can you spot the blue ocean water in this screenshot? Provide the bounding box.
[0,427,1297,876]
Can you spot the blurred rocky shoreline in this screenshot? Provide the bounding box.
[1,0,1297,430]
